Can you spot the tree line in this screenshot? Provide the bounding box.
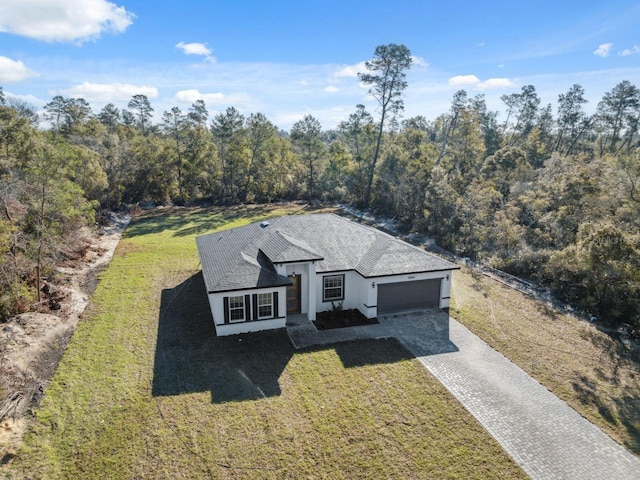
[0,44,638,337]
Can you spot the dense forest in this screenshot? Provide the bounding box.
[0,44,638,338]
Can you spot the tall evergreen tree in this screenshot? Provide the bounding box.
[555,84,588,155]
[211,107,245,202]
[596,80,640,154]
[291,115,323,199]
[127,94,154,136]
[358,43,413,208]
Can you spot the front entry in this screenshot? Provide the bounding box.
[287,274,301,314]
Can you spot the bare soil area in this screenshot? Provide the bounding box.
[0,214,129,459]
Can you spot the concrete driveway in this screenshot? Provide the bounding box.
[287,310,640,479]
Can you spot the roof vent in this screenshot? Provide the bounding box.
[260,221,270,228]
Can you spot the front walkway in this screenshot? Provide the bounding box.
[286,311,640,480]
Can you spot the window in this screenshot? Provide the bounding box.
[229,295,245,322]
[257,293,273,319]
[323,274,344,302]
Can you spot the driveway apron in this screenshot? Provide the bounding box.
[385,312,640,480]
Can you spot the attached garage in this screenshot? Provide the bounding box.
[377,278,441,315]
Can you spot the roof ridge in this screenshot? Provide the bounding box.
[355,234,391,276]
[258,226,323,263]
[273,229,321,257]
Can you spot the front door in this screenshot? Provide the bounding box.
[287,274,301,314]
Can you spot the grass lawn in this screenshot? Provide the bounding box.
[451,267,640,456]
[10,204,525,479]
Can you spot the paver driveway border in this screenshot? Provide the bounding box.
[287,311,640,479]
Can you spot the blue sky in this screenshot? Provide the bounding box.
[1,0,639,130]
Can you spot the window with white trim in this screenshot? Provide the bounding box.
[323,274,344,302]
[257,292,273,319]
[229,295,245,322]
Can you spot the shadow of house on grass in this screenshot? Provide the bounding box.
[152,272,294,403]
[332,337,415,368]
[153,273,459,405]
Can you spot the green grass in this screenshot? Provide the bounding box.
[451,266,640,456]
[9,204,525,479]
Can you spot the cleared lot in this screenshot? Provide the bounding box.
[9,205,524,479]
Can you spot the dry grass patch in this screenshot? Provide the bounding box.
[451,266,640,455]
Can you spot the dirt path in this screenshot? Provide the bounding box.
[0,214,130,459]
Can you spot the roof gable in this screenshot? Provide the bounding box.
[260,230,323,264]
[196,222,291,293]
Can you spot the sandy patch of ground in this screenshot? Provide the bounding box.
[0,214,129,460]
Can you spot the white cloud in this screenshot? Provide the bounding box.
[0,0,134,43]
[334,61,367,78]
[448,74,480,86]
[447,75,514,90]
[593,43,613,58]
[174,89,248,106]
[411,55,429,67]
[325,85,339,93]
[335,57,425,79]
[619,45,640,56]
[3,91,42,106]
[59,82,158,102]
[478,78,515,89]
[175,42,215,62]
[175,89,224,104]
[0,56,37,82]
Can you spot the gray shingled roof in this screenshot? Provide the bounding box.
[260,230,324,264]
[196,213,458,293]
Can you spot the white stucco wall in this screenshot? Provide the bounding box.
[314,269,455,318]
[315,270,367,314]
[209,286,287,336]
[206,268,456,336]
[440,271,453,308]
[214,318,286,336]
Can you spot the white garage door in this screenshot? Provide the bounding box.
[377,279,441,315]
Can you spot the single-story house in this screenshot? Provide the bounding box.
[196,213,459,336]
